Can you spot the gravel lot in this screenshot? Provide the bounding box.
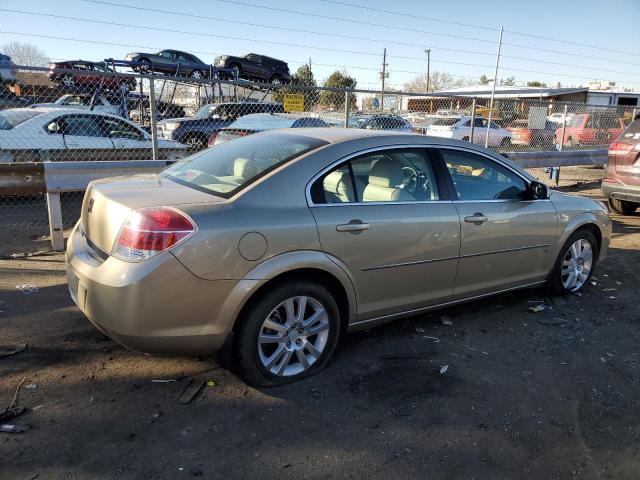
[1,197,639,480]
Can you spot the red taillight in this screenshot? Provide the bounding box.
[112,207,196,262]
[207,131,217,146]
[609,142,634,156]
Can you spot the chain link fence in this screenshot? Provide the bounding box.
[1,65,636,256]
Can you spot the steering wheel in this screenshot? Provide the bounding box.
[401,166,418,194]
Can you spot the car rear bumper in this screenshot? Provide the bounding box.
[602,181,640,203]
[65,222,239,355]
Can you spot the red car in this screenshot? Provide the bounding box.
[554,113,625,148]
[507,119,557,147]
[48,60,136,91]
[602,116,640,215]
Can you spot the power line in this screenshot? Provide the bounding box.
[318,0,640,58]
[5,8,639,81]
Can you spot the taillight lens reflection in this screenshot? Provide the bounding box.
[112,207,196,262]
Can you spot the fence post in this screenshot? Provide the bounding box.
[554,104,569,186]
[344,90,350,128]
[148,76,159,161]
[469,98,476,144]
[633,107,637,121]
[46,192,64,251]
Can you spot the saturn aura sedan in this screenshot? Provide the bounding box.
[66,129,611,386]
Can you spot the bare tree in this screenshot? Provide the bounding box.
[1,41,49,67]
[403,71,473,93]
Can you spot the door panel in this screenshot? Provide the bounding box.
[311,203,461,319]
[437,147,558,298]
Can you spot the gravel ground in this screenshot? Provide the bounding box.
[1,201,639,480]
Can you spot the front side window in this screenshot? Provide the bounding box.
[162,132,327,198]
[311,149,440,204]
[439,149,527,200]
[101,117,144,140]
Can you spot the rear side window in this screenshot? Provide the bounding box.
[162,133,327,198]
[432,118,460,126]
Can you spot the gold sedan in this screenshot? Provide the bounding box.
[66,129,611,386]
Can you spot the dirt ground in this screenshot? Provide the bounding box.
[1,194,640,480]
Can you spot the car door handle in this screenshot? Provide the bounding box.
[336,221,370,233]
[464,213,488,225]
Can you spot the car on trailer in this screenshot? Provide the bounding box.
[48,60,137,91]
[125,50,210,79]
[214,53,291,84]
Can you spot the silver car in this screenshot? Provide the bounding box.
[66,129,611,386]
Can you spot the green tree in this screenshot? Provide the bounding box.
[319,70,357,110]
[526,81,547,87]
[479,74,490,85]
[272,64,319,110]
[501,76,516,86]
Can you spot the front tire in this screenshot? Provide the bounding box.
[234,281,341,387]
[609,197,638,215]
[546,229,598,295]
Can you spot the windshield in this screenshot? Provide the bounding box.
[195,105,218,118]
[0,110,40,130]
[347,116,370,128]
[162,132,328,197]
[431,117,461,126]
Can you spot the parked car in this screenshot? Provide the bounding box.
[48,60,137,91]
[214,53,291,84]
[158,102,283,151]
[66,129,611,386]
[347,114,412,131]
[129,102,186,126]
[602,116,640,215]
[554,113,625,148]
[0,108,186,162]
[0,53,16,84]
[506,119,557,147]
[125,50,210,78]
[547,112,573,124]
[30,94,126,117]
[426,116,512,147]
[0,89,32,109]
[210,113,328,145]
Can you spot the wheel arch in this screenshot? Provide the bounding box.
[227,251,357,336]
[558,213,606,259]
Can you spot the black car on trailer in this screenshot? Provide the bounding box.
[214,53,291,84]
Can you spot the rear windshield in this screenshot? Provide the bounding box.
[621,119,640,140]
[0,110,40,130]
[431,117,461,126]
[161,132,328,198]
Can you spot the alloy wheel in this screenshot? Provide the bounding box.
[185,137,205,150]
[561,239,593,291]
[257,296,330,377]
[61,75,75,87]
[191,70,203,79]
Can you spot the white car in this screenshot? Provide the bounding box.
[426,116,512,147]
[30,94,124,117]
[0,108,186,163]
[547,112,574,124]
[0,53,16,84]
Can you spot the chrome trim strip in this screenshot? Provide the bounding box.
[460,244,550,259]
[362,255,458,271]
[348,279,546,329]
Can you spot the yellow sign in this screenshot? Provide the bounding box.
[284,93,305,112]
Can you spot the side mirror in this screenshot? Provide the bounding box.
[528,181,548,200]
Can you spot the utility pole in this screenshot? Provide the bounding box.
[308,58,312,72]
[485,26,503,148]
[425,49,431,93]
[380,48,387,111]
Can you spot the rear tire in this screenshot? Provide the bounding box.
[609,198,638,215]
[546,229,598,295]
[183,134,207,151]
[191,70,204,79]
[138,58,151,71]
[233,281,341,387]
[60,74,76,88]
[270,75,283,85]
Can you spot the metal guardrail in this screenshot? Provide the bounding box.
[0,151,606,252]
[506,149,608,168]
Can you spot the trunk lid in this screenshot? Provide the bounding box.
[81,174,222,254]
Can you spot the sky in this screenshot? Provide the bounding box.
[1,0,639,92]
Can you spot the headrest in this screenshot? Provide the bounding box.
[368,159,402,188]
[233,158,258,179]
[323,170,349,191]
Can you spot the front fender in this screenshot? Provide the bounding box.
[218,250,358,332]
[555,210,611,260]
